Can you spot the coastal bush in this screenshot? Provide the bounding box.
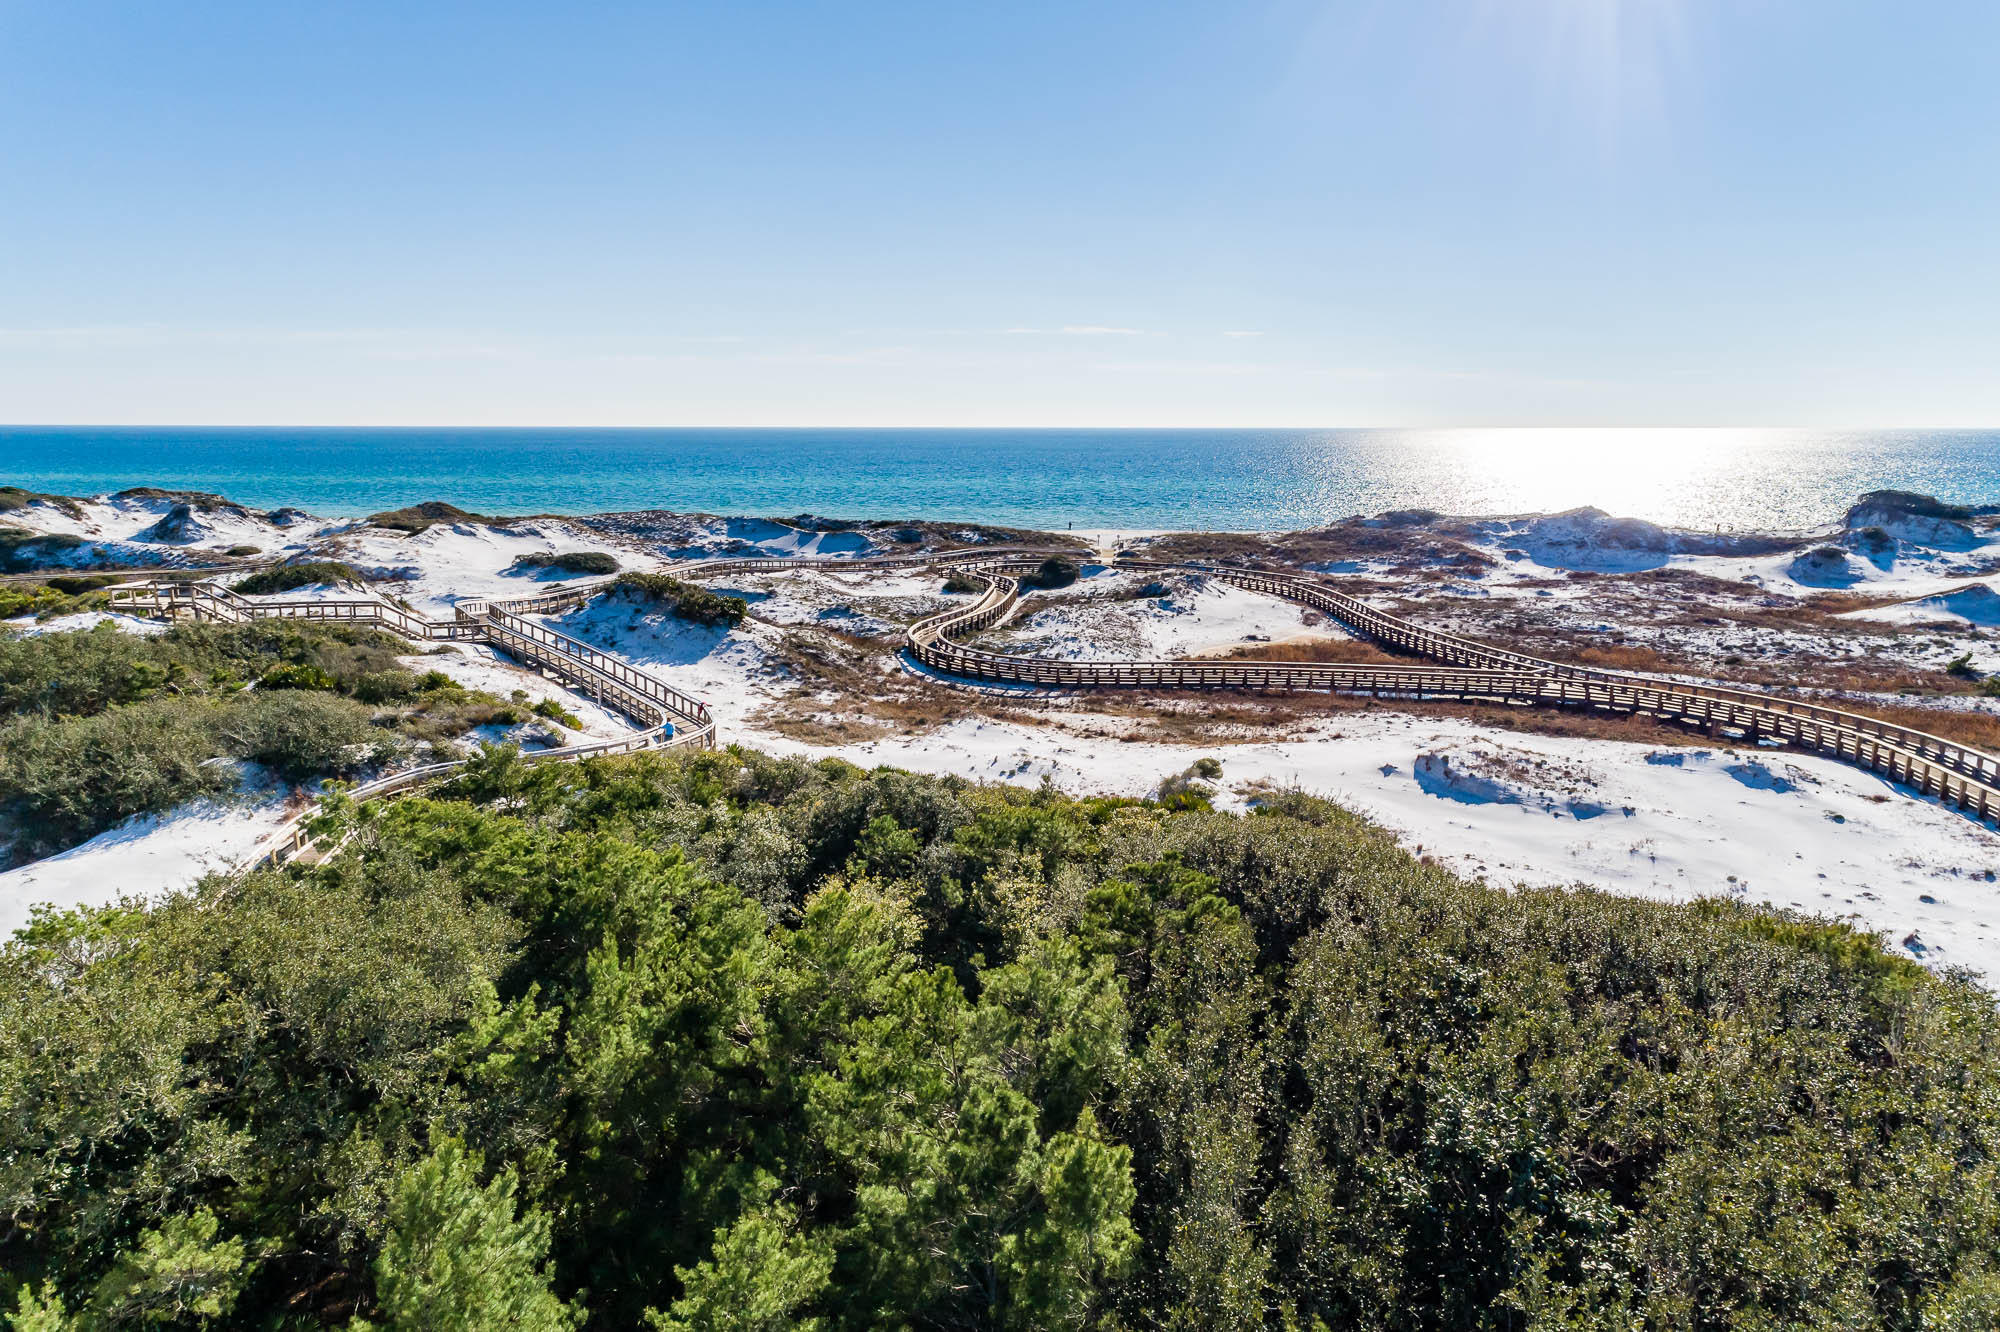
[258,661,339,691]
[1023,555,1080,589]
[232,560,367,595]
[0,527,87,573]
[942,570,982,594]
[218,691,394,781]
[0,622,434,857]
[43,573,123,595]
[1153,756,1223,811]
[512,550,620,576]
[5,749,1997,1327]
[0,621,178,716]
[0,486,85,518]
[225,543,260,556]
[612,572,748,627]
[352,668,422,704]
[0,699,231,854]
[366,500,497,534]
[0,584,85,620]
[532,696,582,729]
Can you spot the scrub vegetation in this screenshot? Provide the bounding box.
[231,561,369,595]
[512,550,620,576]
[0,623,543,859]
[612,571,749,627]
[4,747,1998,1328]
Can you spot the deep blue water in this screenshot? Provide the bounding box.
[5,426,2000,532]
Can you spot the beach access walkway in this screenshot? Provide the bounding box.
[112,545,2000,869]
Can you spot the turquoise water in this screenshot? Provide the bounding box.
[4,426,1999,532]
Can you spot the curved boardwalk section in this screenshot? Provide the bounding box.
[874,553,2000,822]
[110,541,2000,871]
[110,577,715,865]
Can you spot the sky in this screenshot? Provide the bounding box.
[1,0,1996,427]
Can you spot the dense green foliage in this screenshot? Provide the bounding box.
[0,487,85,519]
[366,501,497,534]
[232,562,368,595]
[0,623,536,857]
[0,527,86,574]
[612,572,749,627]
[0,583,106,621]
[1025,556,1081,589]
[513,551,620,576]
[943,570,984,594]
[5,748,1998,1328]
[531,696,582,729]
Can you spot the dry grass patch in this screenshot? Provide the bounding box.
[1045,689,1711,749]
[1213,637,1403,666]
[1840,702,2000,752]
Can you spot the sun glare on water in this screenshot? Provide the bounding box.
[1417,428,1778,529]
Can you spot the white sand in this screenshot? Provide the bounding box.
[10,499,2000,983]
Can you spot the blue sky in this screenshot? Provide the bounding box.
[2,1,1995,426]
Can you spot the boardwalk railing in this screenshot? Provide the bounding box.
[109,577,717,867]
[877,556,2000,823]
[107,534,2000,870]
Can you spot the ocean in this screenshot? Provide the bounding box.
[4,426,1999,533]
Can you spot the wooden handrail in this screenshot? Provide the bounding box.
[879,557,2000,823]
[103,533,2000,874]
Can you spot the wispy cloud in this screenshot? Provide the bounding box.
[0,323,522,360]
[1001,324,1150,337]
[1221,330,1264,339]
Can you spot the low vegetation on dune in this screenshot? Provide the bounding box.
[511,549,620,576]
[0,526,88,573]
[4,747,1998,1328]
[365,500,501,534]
[1022,554,1081,589]
[612,571,748,627]
[232,561,369,595]
[0,577,117,621]
[0,486,85,519]
[0,622,549,858]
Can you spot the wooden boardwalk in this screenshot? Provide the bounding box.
[880,553,2000,823]
[109,542,2000,869]
[109,578,716,865]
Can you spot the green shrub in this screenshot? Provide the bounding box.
[44,573,122,596]
[6,751,2000,1328]
[219,691,393,782]
[942,571,982,595]
[353,669,422,704]
[513,550,620,576]
[612,573,748,627]
[0,486,85,518]
[0,699,231,854]
[0,585,76,620]
[0,622,172,717]
[1946,652,1979,679]
[258,662,339,692]
[0,527,86,573]
[532,696,582,729]
[366,501,493,534]
[225,544,261,557]
[232,561,366,595]
[1023,555,1080,589]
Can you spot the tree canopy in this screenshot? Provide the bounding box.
[4,746,1998,1328]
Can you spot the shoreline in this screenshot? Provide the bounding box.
[10,424,2000,533]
